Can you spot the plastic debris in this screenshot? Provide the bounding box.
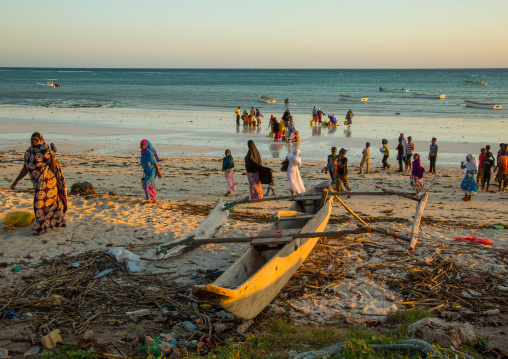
[126,309,150,321]
[493,225,504,229]
[0,310,24,319]
[41,329,62,350]
[12,265,22,273]
[483,309,500,316]
[92,268,114,279]
[23,346,40,358]
[0,349,9,359]
[183,321,198,331]
[454,236,494,246]
[108,247,145,273]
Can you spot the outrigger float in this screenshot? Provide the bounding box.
[142,182,429,319]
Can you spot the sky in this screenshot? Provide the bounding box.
[1,0,507,68]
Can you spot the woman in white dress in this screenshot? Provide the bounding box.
[287,149,306,195]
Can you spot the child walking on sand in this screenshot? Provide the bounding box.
[481,154,495,192]
[380,139,390,170]
[405,136,415,172]
[358,142,370,174]
[428,137,438,174]
[410,154,426,193]
[222,149,239,196]
[265,169,276,196]
[334,148,351,193]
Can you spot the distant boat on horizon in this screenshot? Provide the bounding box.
[379,87,409,92]
[465,100,502,110]
[339,94,368,102]
[37,79,59,88]
[259,95,276,103]
[464,80,487,85]
[412,93,445,99]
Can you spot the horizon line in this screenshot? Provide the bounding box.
[1,66,507,71]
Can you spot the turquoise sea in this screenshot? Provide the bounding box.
[1,68,507,119]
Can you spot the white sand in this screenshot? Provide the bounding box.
[1,107,507,351]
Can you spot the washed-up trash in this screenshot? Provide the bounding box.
[12,265,22,273]
[71,262,80,267]
[1,310,24,319]
[183,321,198,331]
[92,268,114,279]
[126,309,150,321]
[483,309,500,316]
[190,275,201,280]
[205,269,224,277]
[493,225,504,229]
[0,349,9,359]
[23,346,40,358]
[108,247,145,273]
[41,329,62,350]
[454,236,494,246]
[199,336,213,349]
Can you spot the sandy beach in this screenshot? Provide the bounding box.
[1,107,507,356]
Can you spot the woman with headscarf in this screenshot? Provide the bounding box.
[10,132,68,235]
[287,149,306,195]
[245,140,263,199]
[287,117,297,141]
[272,118,282,141]
[140,139,162,204]
[222,149,239,197]
[460,154,479,201]
[410,154,426,193]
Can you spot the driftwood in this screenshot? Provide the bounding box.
[409,192,429,250]
[356,224,412,242]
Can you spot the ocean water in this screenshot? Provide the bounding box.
[0,68,507,119]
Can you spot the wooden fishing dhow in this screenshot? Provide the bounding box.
[192,182,333,319]
[465,100,502,110]
[339,94,368,102]
[412,93,446,99]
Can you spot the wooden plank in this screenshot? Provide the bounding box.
[356,225,412,242]
[278,214,315,221]
[409,192,429,250]
[249,236,294,246]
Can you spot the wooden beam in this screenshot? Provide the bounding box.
[409,192,429,250]
[356,225,412,242]
[155,230,367,249]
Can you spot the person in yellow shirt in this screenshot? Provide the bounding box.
[380,139,390,170]
[235,106,241,125]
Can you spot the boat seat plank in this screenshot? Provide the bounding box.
[249,236,293,246]
[278,214,315,221]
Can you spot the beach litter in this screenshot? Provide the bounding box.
[454,235,494,246]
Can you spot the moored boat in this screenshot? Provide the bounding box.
[193,182,333,319]
[465,100,502,110]
[379,87,409,92]
[259,95,277,103]
[411,93,445,99]
[464,80,487,85]
[339,94,368,102]
[37,79,58,87]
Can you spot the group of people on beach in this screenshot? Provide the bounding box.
[9,131,508,237]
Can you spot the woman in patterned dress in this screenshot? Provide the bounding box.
[460,154,479,201]
[140,139,162,204]
[244,140,263,199]
[10,132,68,235]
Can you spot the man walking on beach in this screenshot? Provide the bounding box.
[235,106,241,125]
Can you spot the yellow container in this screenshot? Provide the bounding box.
[310,120,314,125]
[2,211,35,227]
[269,132,274,137]
[321,121,329,126]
